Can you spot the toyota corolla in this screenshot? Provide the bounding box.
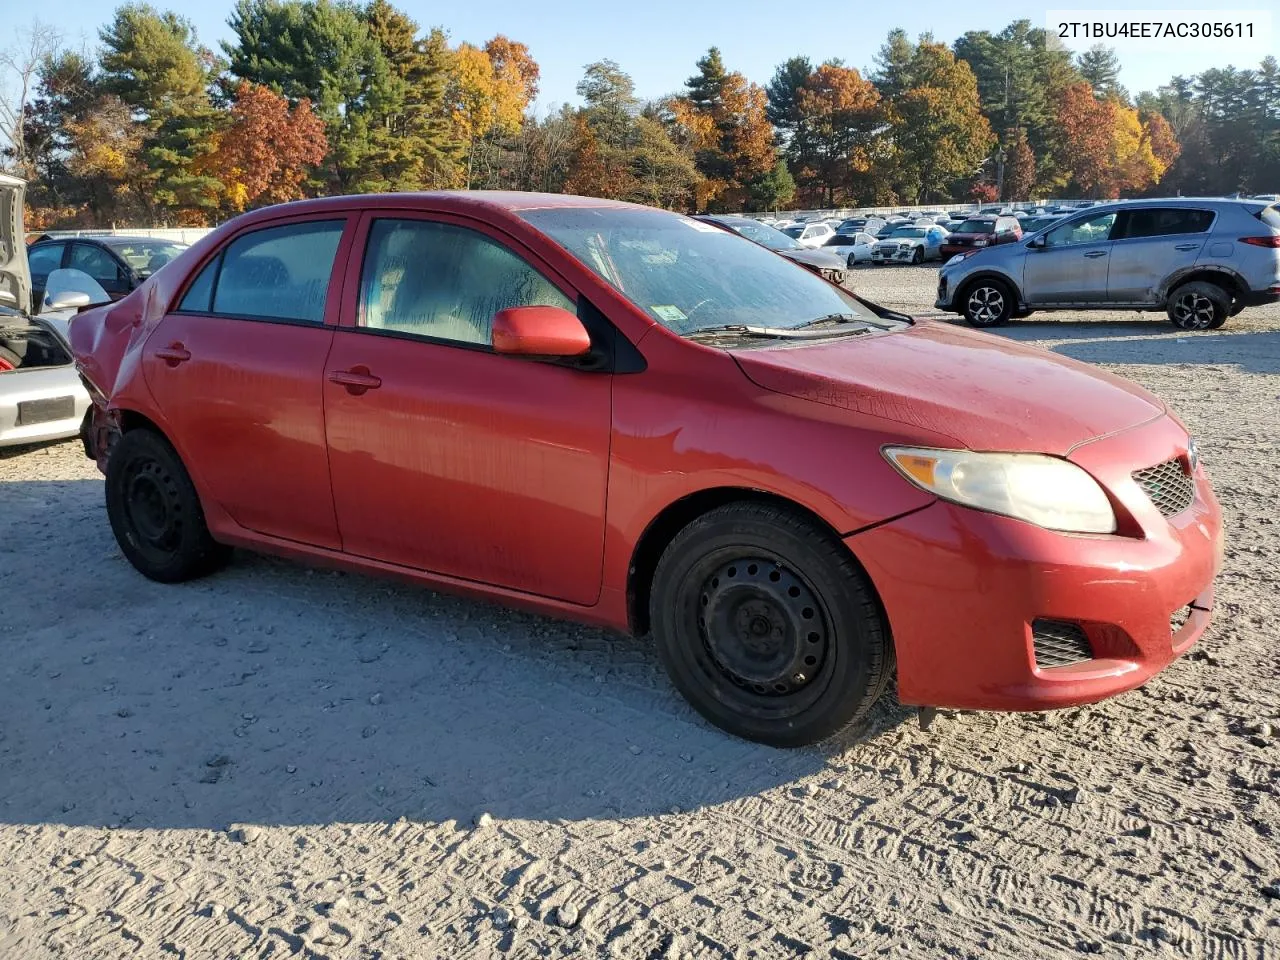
[70,192,1223,746]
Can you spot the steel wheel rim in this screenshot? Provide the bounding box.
[123,458,183,554]
[1173,292,1215,329]
[967,286,1004,323]
[696,557,830,698]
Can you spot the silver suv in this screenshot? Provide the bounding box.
[935,199,1280,330]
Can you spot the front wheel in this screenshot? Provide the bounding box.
[962,279,1014,327]
[911,247,924,265]
[105,428,230,582]
[649,503,893,747]
[1167,281,1229,330]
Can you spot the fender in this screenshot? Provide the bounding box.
[1155,264,1249,304]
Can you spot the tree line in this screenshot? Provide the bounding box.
[1,3,1277,227]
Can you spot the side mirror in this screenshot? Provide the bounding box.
[1028,235,1046,249]
[42,268,111,312]
[45,289,93,310]
[492,305,591,358]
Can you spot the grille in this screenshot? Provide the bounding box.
[1132,458,1195,518]
[1170,604,1193,634]
[1032,619,1093,669]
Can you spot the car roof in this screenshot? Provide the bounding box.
[33,233,187,245]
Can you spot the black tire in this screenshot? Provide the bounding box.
[911,246,923,265]
[105,428,230,583]
[961,278,1014,327]
[1167,280,1229,330]
[649,502,893,747]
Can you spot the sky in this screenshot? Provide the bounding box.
[35,0,1280,113]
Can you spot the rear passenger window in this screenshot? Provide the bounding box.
[28,244,64,278]
[1119,208,1214,239]
[180,221,343,323]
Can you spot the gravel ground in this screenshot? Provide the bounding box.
[2,268,1279,960]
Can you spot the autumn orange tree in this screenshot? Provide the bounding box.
[671,48,777,212]
[203,81,326,213]
[789,64,881,206]
[1056,82,1176,198]
[1002,128,1036,202]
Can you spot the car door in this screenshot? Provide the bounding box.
[1106,207,1215,303]
[1022,210,1118,304]
[69,242,132,300]
[142,216,352,549]
[322,212,612,605]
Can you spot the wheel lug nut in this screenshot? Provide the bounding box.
[792,672,806,683]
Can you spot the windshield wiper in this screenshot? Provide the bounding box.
[686,322,873,341]
[796,313,873,331]
[684,324,787,339]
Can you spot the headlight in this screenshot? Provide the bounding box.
[945,254,968,266]
[883,447,1117,534]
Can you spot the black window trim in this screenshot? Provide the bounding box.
[170,217,347,326]
[346,214,644,374]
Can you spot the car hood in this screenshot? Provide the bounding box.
[733,319,1166,455]
[877,236,924,246]
[779,248,846,270]
[0,174,30,314]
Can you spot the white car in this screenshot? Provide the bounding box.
[780,221,836,248]
[0,174,105,448]
[821,232,878,265]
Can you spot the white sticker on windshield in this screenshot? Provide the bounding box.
[651,305,688,324]
[678,217,721,233]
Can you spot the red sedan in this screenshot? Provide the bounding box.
[70,193,1223,746]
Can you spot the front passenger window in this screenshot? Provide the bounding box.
[1044,212,1118,247]
[358,219,574,347]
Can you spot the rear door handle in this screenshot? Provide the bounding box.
[1083,250,1108,258]
[154,343,191,366]
[328,366,382,395]
[1174,243,1200,251]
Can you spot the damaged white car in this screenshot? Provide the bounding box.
[1,174,109,447]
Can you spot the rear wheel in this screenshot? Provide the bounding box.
[962,278,1014,327]
[1167,281,1229,330]
[650,503,893,747]
[105,428,230,582]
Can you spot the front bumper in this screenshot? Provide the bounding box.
[871,246,916,263]
[849,416,1223,711]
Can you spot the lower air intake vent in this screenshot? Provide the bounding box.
[1133,458,1195,518]
[1032,619,1093,669]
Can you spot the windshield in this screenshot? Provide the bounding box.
[719,218,800,251]
[519,207,890,335]
[887,228,928,239]
[953,220,995,234]
[780,225,805,238]
[104,239,188,274]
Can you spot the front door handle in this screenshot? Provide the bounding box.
[328,366,382,395]
[154,343,191,366]
[1083,250,1108,258]
[1174,243,1200,251]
